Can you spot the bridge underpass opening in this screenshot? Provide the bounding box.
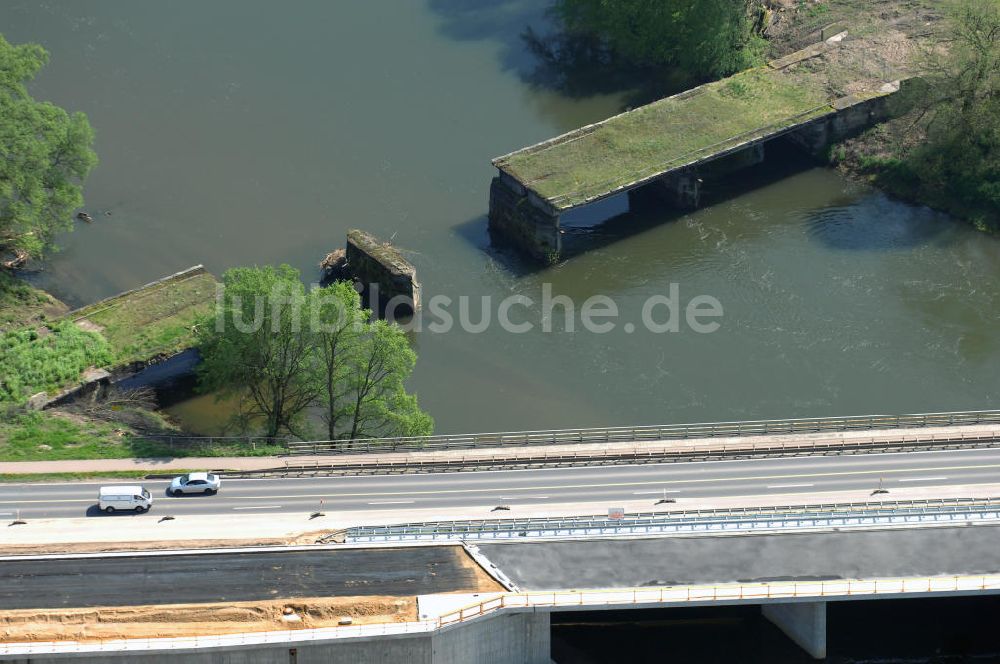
[548,595,1000,663]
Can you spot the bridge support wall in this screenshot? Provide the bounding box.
[788,90,897,156]
[634,142,767,211]
[1,612,552,664]
[488,175,561,263]
[762,601,827,659]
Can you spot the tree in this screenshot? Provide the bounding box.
[307,283,433,443]
[0,35,97,261]
[907,0,1000,229]
[309,280,366,440]
[550,0,767,83]
[196,266,433,442]
[197,265,319,439]
[342,319,433,441]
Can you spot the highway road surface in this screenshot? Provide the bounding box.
[0,448,998,519]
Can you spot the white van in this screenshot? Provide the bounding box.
[98,485,153,513]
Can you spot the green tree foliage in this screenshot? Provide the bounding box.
[0,321,112,405]
[906,0,1000,229]
[197,265,318,439]
[0,35,97,260]
[551,0,767,82]
[311,280,366,440]
[197,265,432,441]
[343,319,433,441]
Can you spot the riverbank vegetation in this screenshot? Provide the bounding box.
[548,0,769,84]
[198,265,432,442]
[0,410,284,462]
[0,270,66,331]
[0,322,111,405]
[0,35,96,264]
[67,267,216,366]
[830,0,1000,231]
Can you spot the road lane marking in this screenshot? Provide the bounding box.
[632,490,681,495]
[232,505,283,510]
[766,483,815,489]
[897,477,949,482]
[367,500,415,505]
[2,463,996,505]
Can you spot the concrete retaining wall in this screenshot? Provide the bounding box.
[0,612,551,664]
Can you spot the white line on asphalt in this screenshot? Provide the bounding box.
[366,500,415,505]
[766,483,815,489]
[632,490,681,495]
[232,505,283,510]
[3,463,999,506]
[4,446,1000,491]
[897,477,949,482]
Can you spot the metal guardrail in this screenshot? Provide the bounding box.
[437,575,1000,627]
[285,409,1000,456]
[345,497,1000,543]
[228,430,1000,479]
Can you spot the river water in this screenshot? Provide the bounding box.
[3,0,999,435]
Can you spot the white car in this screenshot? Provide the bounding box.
[99,485,153,513]
[168,472,221,496]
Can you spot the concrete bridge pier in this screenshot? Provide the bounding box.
[631,170,703,210]
[762,601,827,659]
[488,174,562,263]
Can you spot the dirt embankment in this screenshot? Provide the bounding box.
[0,530,345,556]
[0,596,415,643]
[0,545,504,643]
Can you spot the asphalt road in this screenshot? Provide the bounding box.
[1,448,998,519]
[0,546,485,609]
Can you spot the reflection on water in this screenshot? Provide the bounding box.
[1,1,998,436]
[805,195,951,251]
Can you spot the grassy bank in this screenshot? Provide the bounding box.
[0,470,155,483]
[0,411,284,462]
[0,271,67,331]
[0,266,216,410]
[776,0,997,232]
[829,123,998,233]
[64,266,216,366]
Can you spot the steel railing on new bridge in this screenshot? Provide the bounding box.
[437,575,1000,627]
[343,497,1000,543]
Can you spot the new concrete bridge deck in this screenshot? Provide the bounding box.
[475,526,1000,591]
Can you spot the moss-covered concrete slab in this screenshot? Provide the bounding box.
[494,66,834,211]
[493,29,915,212]
[62,265,217,368]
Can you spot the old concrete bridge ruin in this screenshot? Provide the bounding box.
[488,32,909,263]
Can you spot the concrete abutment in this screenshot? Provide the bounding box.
[762,601,827,659]
[488,175,562,263]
